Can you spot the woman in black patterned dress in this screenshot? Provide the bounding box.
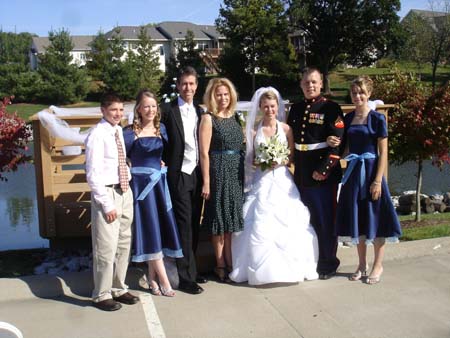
[199,77,244,282]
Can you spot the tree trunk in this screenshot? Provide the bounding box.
[323,72,331,95]
[432,61,438,92]
[251,69,256,95]
[415,160,423,222]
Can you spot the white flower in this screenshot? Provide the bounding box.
[163,94,168,98]
[254,136,290,171]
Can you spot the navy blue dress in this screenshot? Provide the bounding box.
[123,124,183,262]
[335,111,401,243]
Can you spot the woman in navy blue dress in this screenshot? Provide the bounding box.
[124,89,182,297]
[334,76,401,285]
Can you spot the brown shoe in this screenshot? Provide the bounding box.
[113,292,140,305]
[93,299,122,311]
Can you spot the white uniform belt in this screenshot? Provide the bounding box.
[295,142,328,151]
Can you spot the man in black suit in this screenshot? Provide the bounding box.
[160,66,205,294]
[287,67,344,280]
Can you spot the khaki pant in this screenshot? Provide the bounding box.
[91,187,133,302]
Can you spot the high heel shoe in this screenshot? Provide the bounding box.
[214,267,231,283]
[349,266,368,281]
[149,286,162,296]
[366,267,383,285]
[160,285,176,297]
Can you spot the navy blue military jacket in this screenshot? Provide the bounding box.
[287,96,344,187]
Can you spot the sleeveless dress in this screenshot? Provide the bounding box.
[123,124,183,262]
[335,111,402,243]
[230,121,319,285]
[202,113,245,235]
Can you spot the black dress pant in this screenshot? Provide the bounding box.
[299,183,340,274]
[171,166,203,284]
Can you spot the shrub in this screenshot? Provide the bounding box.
[0,96,33,181]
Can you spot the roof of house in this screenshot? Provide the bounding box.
[104,26,168,41]
[403,9,450,30]
[156,21,212,40]
[31,36,94,53]
[198,25,225,40]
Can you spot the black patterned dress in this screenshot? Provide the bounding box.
[202,113,245,235]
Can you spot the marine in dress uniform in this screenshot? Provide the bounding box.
[287,68,344,279]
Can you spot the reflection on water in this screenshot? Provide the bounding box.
[389,161,450,196]
[0,148,49,251]
[6,197,34,228]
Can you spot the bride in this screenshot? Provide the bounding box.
[229,87,319,285]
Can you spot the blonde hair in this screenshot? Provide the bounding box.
[203,77,238,116]
[351,75,373,96]
[133,89,161,136]
[259,90,279,107]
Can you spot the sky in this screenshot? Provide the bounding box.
[0,0,432,37]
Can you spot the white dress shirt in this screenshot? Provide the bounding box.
[85,119,131,213]
[178,97,198,174]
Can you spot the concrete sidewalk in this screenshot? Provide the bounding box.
[1,237,449,338]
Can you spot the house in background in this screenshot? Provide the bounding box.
[104,25,169,72]
[402,9,450,31]
[30,21,226,73]
[29,35,93,70]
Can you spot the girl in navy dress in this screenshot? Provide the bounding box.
[123,90,183,297]
[334,76,401,285]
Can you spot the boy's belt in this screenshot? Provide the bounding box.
[295,142,328,151]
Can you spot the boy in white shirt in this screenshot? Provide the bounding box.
[85,94,138,311]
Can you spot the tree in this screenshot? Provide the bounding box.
[216,0,296,93]
[373,69,450,221]
[0,96,33,182]
[401,2,450,90]
[161,30,205,97]
[287,0,401,93]
[0,32,40,102]
[37,29,88,104]
[101,28,139,100]
[86,31,110,80]
[128,26,163,95]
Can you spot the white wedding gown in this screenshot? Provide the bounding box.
[229,121,319,285]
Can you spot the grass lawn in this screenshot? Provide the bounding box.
[329,62,450,103]
[399,212,450,241]
[6,101,101,121]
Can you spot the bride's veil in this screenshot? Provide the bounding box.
[244,86,286,192]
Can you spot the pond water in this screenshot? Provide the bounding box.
[0,150,449,251]
[0,159,49,251]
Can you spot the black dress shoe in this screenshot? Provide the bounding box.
[93,299,122,311]
[178,281,204,295]
[196,275,208,284]
[319,271,337,280]
[113,292,140,305]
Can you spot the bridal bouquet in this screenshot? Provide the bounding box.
[254,136,290,171]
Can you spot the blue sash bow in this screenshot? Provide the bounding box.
[130,166,172,211]
[341,152,376,199]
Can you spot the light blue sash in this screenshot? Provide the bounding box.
[341,152,376,199]
[130,166,172,211]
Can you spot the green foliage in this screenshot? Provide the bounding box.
[400,8,450,88]
[99,28,139,100]
[216,0,296,92]
[161,30,205,97]
[128,26,163,95]
[0,31,34,65]
[0,32,40,102]
[287,0,401,92]
[37,29,88,104]
[86,31,110,80]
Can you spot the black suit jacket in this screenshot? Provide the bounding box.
[160,99,203,192]
[287,97,344,187]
